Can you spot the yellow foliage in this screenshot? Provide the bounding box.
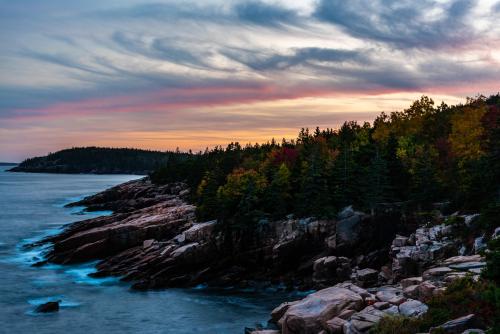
[448,106,486,163]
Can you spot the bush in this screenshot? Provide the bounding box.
[369,316,421,334]
[483,237,500,284]
[444,215,465,226]
[371,277,498,334]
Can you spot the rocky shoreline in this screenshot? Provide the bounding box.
[31,178,498,333]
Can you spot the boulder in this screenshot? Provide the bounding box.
[448,262,486,271]
[444,272,468,283]
[374,287,402,303]
[430,314,483,334]
[493,226,500,239]
[423,267,453,280]
[401,276,423,289]
[443,255,483,266]
[183,221,216,242]
[171,242,199,258]
[338,309,356,320]
[403,285,419,299]
[271,301,299,322]
[347,306,387,333]
[418,281,437,299]
[143,239,155,249]
[383,305,399,315]
[353,268,378,287]
[473,236,486,254]
[35,301,60,313]
[399,300,428,317]
[338,206,355,219]
[336,208,367,248]
[280,286,364,334]
[313,256,351,285]
[325,317,347,334]
[392,235,408,247]
[373,302,390,310]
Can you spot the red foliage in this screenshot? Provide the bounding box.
[269,147,299,167]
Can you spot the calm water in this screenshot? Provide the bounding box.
[0,166,287,334]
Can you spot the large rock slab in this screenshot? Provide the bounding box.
[399,299,428,317]
[280,286,364,334]
[430,314,483,333]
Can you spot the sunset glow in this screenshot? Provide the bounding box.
[1,0,499,161]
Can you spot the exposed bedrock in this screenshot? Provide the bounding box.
[37,179,405,290]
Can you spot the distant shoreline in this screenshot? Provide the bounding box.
[7,168,146,176]
[0,162,18,166]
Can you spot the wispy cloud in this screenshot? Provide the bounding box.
[0,0,499,161]
[314,0,478,49]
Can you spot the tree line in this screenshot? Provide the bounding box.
[151,94,500,234]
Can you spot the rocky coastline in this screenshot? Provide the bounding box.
[31,178,498,333]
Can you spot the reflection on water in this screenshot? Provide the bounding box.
[0,167,291,333]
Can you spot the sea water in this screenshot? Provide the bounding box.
[0,166,288,334]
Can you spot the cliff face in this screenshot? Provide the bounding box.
[34,178,402,290]
[32,179,497,333]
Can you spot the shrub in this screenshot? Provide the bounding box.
[483,237,500,284]
[371,277,497,334]
[369,315,421,334]
[444,215,465,226]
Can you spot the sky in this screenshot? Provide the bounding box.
[1,0,499,162]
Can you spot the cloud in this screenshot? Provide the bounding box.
[233,1,301,26]
[314,0,477,49]
[111,32,211,69]
[223,47,368,71]
[92,1,304,28]
[494,1,500,12]
[1,0,499,161]
[19,49,112,77]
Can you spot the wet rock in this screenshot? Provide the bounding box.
[35,301,60,313]
[399,299,428,317]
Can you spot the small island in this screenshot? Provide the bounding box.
[8,147,183,175]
